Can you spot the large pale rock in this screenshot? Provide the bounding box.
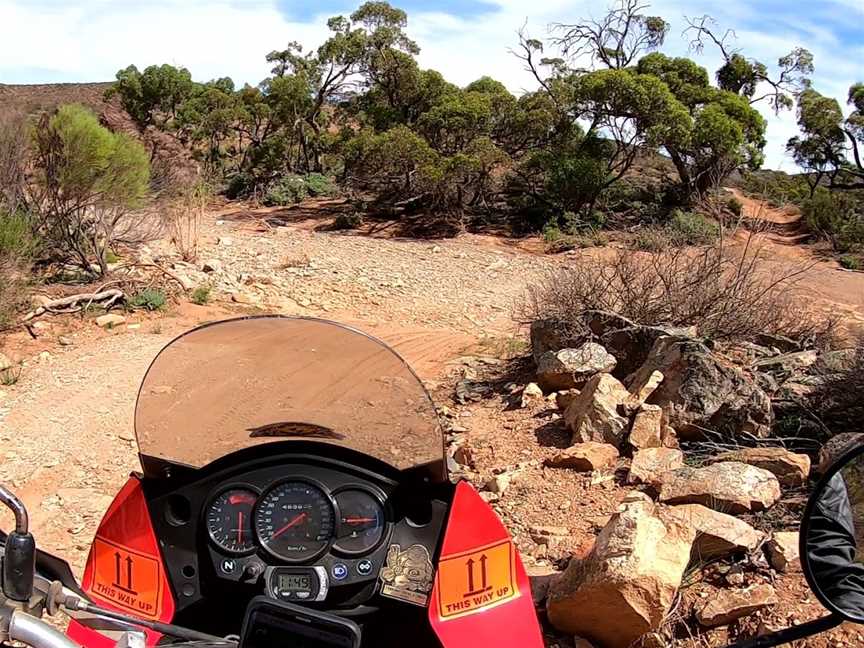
[564,373,632,447]
[765,532,801,573]
[628,404,663,449]
[547,497,695,647]
[629,337,773,440]
[601,325,694,379]
[627,448,684,488]
[696,584,778,627]
[546,442,620,472]
[95,314,126,328]
[536,343,617,391]
[520,382,544,408]
[632,370,664,404]
[753,350,818,375]
[708,447,810,486]
[663,504,765,559]
[659,462,781,514]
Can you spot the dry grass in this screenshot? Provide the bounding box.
[165,182,209,262]
[521,233,838,348]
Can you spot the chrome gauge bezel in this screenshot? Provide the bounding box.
[331,486,388,557]
[253,478,337,564]
[204,484,260,556]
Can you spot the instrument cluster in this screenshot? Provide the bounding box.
[205,480,387,562]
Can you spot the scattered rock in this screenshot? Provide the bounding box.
[485,473,512,494]
[601,326,692,379]
[661,425,679,449]
[95,314,126,329]
[217,236,233,246]
[629,337,774,440]
[529,525,568,545]
[455,379,492,404]
[755,333,801,353]
[545,442,620,472]
[564,373,632,447]
[525,563,561,607]
[202,259,223,273]
[536,343,617,391]
[696,584,778,627]
[814,349,858,373]
[555,389,580,411]
[663,504,765,559]
[0,352,12,371]
[708,447,810,486]
[627,448,684,488]
[547,497,695,647]
[452,445,475,468]
[631,370,664,404]
[231,292,258,305]
[764,532,801,573]
[628,404,663,450]
[530,319,566,364]
[58,335,74,346]
[659,462,781,514]
[520,382,544,408]
[753,350,818,375]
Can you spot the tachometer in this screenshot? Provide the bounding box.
[333,489,386,556]
[206,488,257,554]
[255,481,335,562]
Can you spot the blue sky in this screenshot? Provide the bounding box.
[1,0,862,169]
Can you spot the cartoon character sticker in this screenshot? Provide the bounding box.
[379,543,435,606]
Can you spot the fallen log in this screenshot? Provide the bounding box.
[22,289,125,322]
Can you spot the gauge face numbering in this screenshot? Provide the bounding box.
[206,488,257,554]
[333,489,386,556]
[255,481,335,562]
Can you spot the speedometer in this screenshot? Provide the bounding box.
[255,481,335,562]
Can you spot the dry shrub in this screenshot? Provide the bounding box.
[523,235,838,347]
[809,346,864,436]
[165,181,209,262]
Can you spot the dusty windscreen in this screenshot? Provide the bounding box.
[135,317,444,474]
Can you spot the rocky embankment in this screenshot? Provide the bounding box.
[448,310,858,647]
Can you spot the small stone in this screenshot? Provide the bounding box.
[765,532,801,573]
[485,473,512,494]
[38,351,51,363]
[521,382,544,408]
[217,236,233,246]
[231,292,258,305]
[629,404,663,449]
[536,343,617,391]
[529,526,568,545]
[127,324,141,330]
[202,259,223,273]
[545,442,619,472]
[95,314,126,328]
[58,335,74,346]
[627,448,684,488]
[453,445,475,468]
[696,584,778,627]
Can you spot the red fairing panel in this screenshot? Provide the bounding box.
[67,476,175,647]
[428,481,543,647]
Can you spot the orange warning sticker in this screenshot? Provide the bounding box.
[436,539,519,620]
[90,537,164,620]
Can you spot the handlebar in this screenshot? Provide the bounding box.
[7,610,81,648]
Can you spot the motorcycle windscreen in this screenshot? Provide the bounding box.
[135,316,445,480]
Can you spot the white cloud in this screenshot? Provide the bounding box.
[1,0,862,169]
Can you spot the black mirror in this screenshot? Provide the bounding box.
[801,442,864,623]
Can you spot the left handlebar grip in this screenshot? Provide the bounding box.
[3,530,36,601]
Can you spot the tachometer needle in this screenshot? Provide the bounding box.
[237,511,244,544]
[272,512,308,538]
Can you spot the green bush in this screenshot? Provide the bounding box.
[631,228,671,252]
[727,196,743,217]
[666,210,720,245]
[803,189,864,252]
[839,255,862,271]
[130,288,167,311]
[304,173,337,197]
[191,285,211,305]
[0,210,37,330]
[0,211,37,259]
[333,212,363,230]
[264,175,309,206]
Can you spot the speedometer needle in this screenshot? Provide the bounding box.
[344,517,375,525]
[272,512,308,538]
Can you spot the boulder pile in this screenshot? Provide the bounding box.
[515,311,837,647]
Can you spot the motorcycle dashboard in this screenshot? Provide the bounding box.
[144,451,448,617]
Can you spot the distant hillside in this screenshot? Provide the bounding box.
[0,82,116,117]
[0,82,198,185]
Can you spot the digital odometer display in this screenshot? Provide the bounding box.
[255,481,335,562]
